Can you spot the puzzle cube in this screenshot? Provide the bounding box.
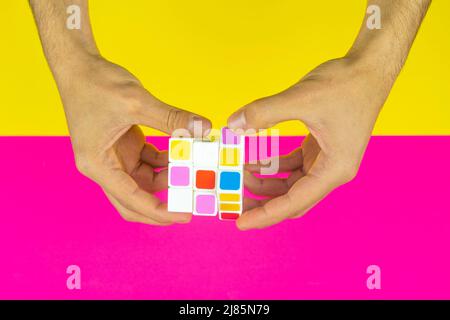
[167,128,244,219]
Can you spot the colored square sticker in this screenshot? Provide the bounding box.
[195,194,217,215]
[196,170,216,190]
[170,139,192,161]
[170,165,191,187]
[219,171,241,191]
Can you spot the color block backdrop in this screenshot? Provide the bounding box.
[1,0,450,135]
[0,1,449,299]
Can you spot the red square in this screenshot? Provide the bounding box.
[220,212,240,220]
[195,170,216,189]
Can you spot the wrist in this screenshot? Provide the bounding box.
[344,25,410,107]
[51,48,102,90]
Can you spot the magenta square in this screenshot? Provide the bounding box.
[195,194,216,215]
[170,166,190,187]
[222,127,241,145]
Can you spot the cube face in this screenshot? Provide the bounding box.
[169,138,193,162]
[169,164,192,188]
[194,192,217,216]
[195,169,216,190]
[168,127,244,219]
[193,141,219,167]
[168,188,193,213]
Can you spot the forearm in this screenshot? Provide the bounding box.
[29,0,99,85]
[347,0,431,89]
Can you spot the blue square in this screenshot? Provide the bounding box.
[219,171,241,191]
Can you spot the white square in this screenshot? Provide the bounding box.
[168,188,193,213]
[193,140,219,167]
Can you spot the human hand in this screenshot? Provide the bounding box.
[228,0,431,230]
[60,57,211,225]
[228,57,391,230]
[29,0,211,225]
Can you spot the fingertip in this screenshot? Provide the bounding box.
[227,110,246,131]
[236,215,250,231]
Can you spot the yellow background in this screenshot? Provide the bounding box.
[1,0,449,136]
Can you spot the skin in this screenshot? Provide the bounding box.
[29,0,211,225]
[29,0,431,229]
[229,0,432,230]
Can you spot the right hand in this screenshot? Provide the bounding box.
[58,56,211,225]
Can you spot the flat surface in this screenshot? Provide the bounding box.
[0,136,450,299]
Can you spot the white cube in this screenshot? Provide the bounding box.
[193,140,219,167]
[168,188,193,213]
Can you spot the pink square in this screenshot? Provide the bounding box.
[170,166,190,187]
[195,194,216,215]
[222,127,241,145]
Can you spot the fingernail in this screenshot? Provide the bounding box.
[228,111,246,130]
[189,116,211,138]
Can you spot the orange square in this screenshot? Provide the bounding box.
[195,170,216,189]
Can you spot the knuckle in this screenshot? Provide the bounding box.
[166,108,188,131]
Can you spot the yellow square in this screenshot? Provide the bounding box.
[220,148,240,167]
[219,203,241,212]
[219,193,240,202]
[170,140,191,161]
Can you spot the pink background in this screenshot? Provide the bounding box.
[0,136,449,299]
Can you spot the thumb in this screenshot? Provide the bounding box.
[228,86,311,131]
[134,89,211,137]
